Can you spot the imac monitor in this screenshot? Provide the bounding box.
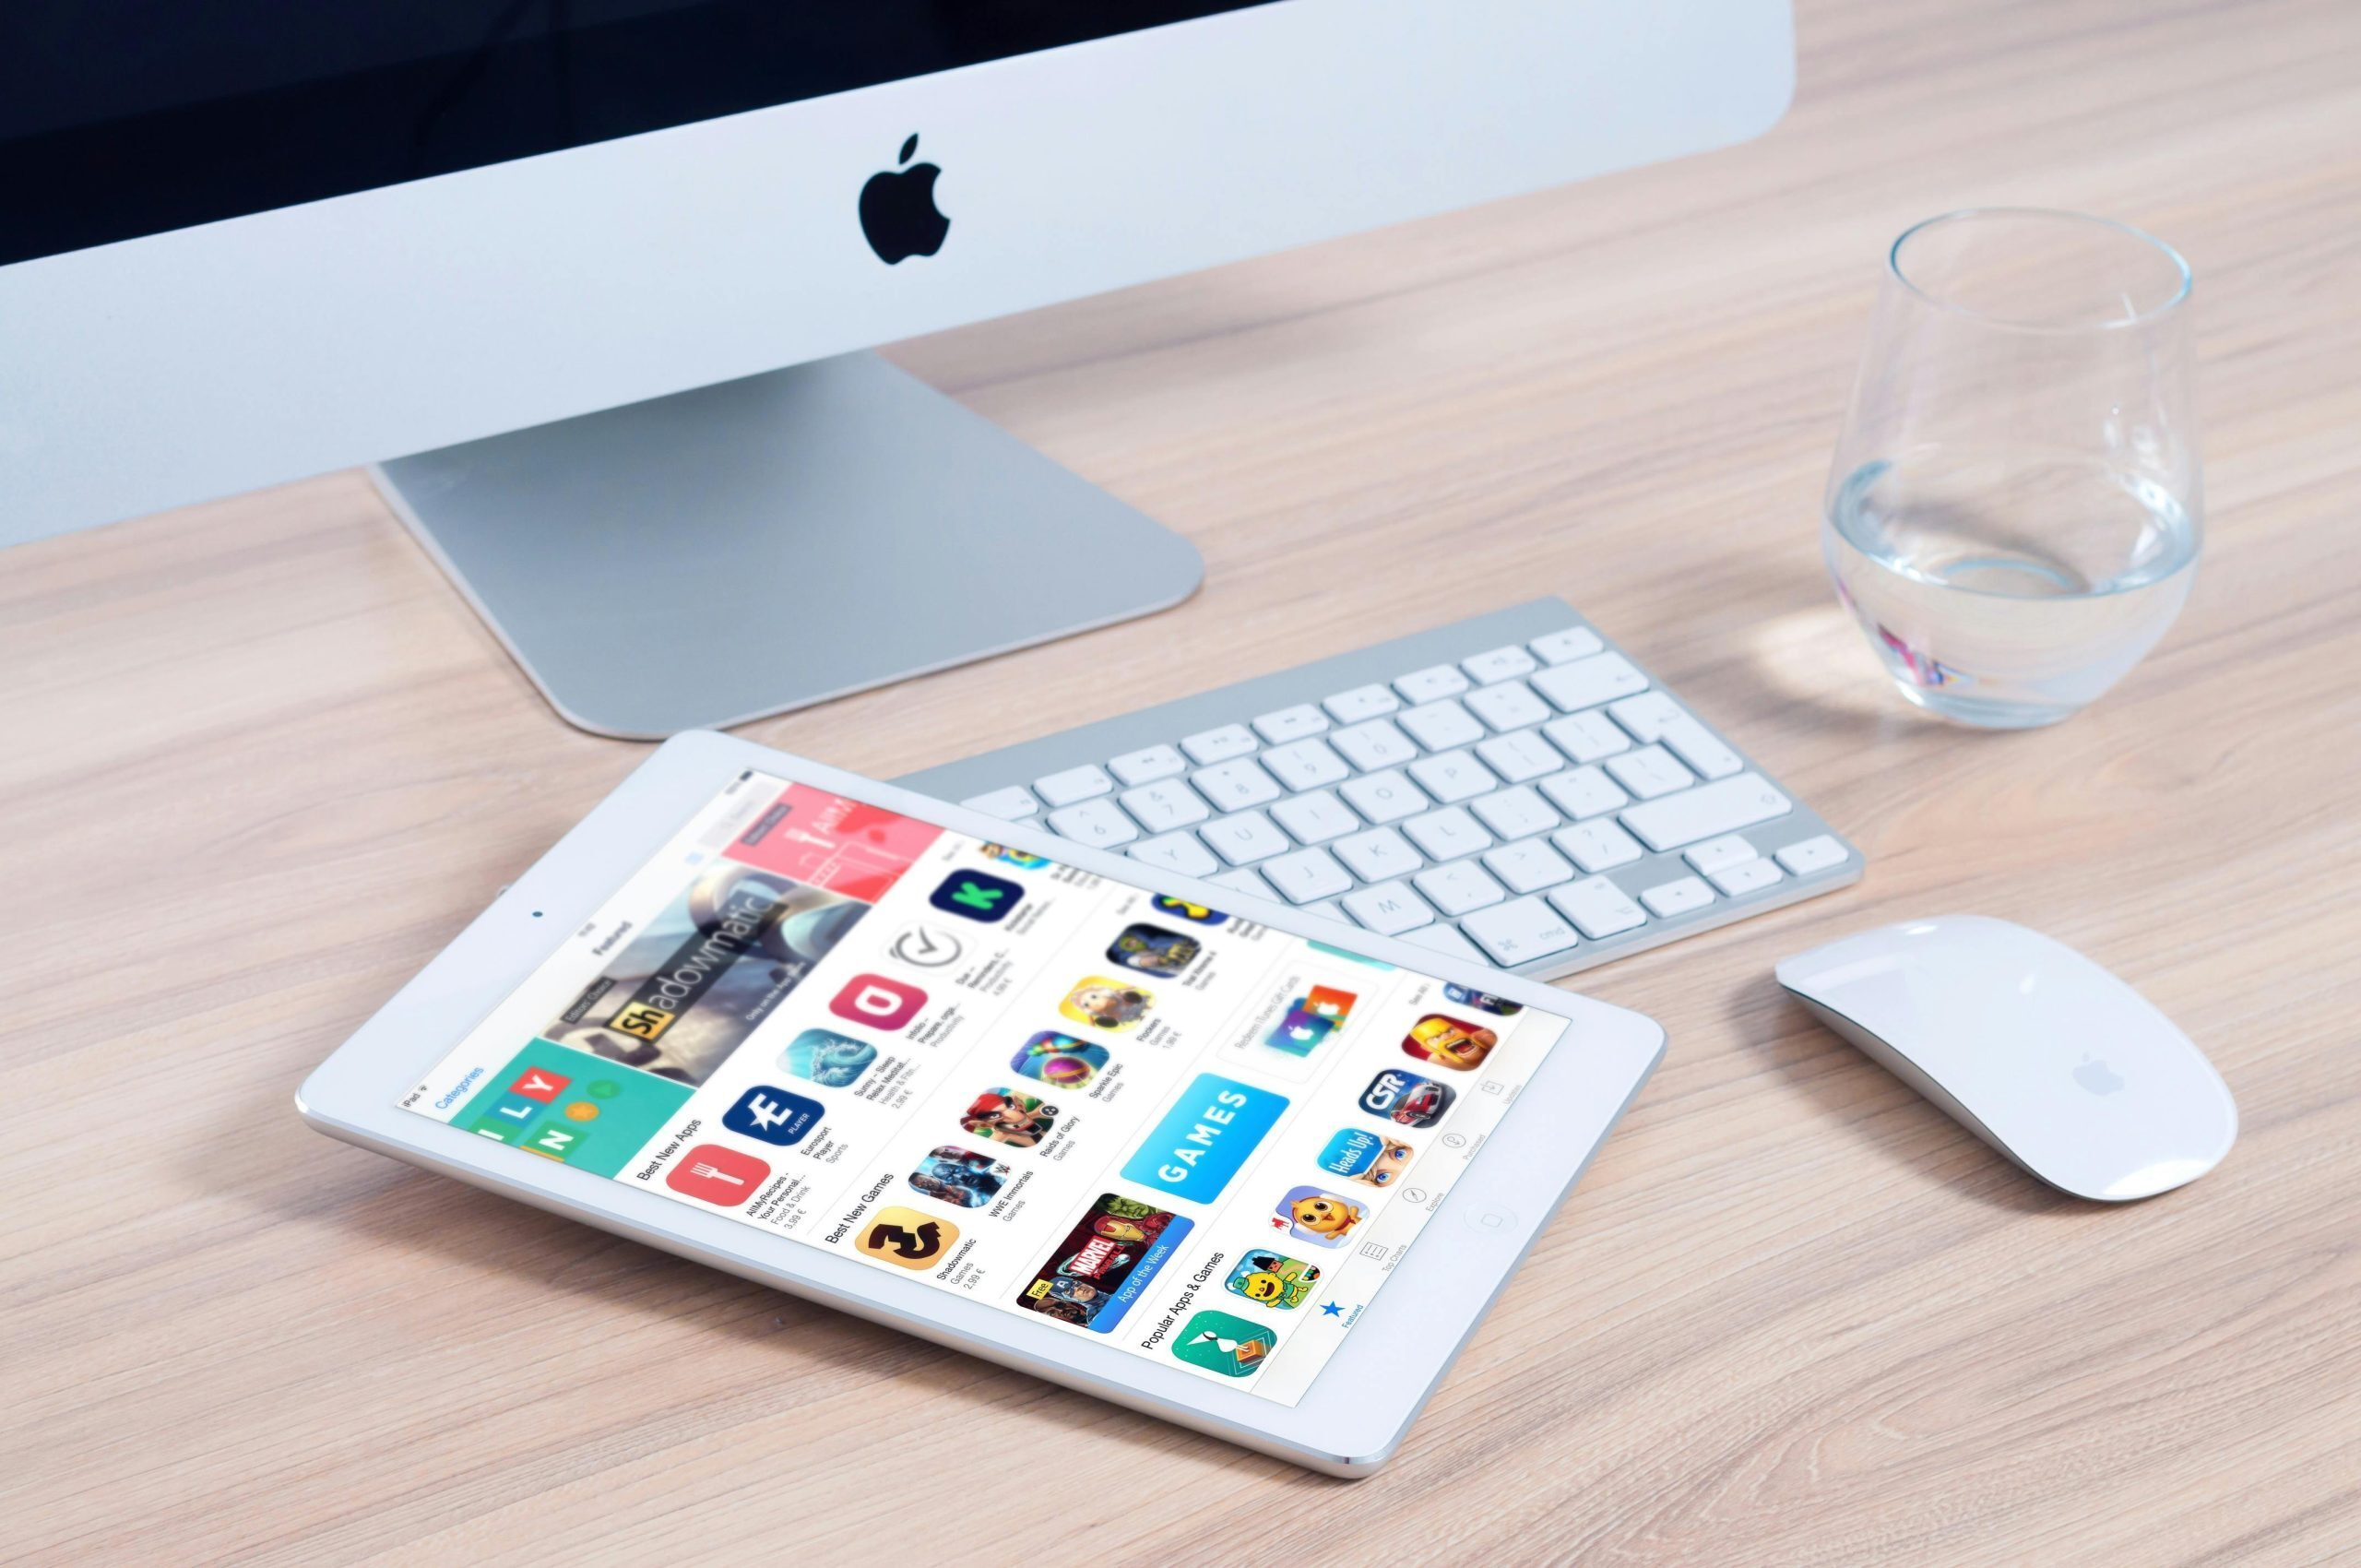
[0,2,1795,735]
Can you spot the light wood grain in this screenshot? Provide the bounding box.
[6,1,2360,1562]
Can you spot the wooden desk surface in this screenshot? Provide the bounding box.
[7,1,2359,1562]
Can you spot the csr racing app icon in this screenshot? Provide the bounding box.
[1359,1067,1454,1129]
[857,1206,959,1269]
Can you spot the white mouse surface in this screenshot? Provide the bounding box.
[1776,916,2236,1201]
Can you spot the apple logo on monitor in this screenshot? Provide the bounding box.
[860,135,950,265]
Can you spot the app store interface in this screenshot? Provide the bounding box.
[404,772,1571,1404]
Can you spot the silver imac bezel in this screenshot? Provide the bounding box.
[2,0,1794,541]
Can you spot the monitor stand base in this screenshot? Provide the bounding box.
[374,351,1203,740]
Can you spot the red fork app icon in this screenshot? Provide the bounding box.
[830,973,926,1031]
[665,1144,771,1206]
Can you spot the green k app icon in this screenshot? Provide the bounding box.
[931,868,1023,923]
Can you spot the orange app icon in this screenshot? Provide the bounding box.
[856,1206,960,1270]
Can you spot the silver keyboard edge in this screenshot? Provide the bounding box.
[894,596,1859,984]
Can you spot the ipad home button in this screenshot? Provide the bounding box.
[1466,1204,1520,1236]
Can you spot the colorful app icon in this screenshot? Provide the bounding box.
[725,784,941,901]
[888,924,963,968]
[721,1084,825,1146]
[1150,895,1228,926]
[1359,1068,1455,1129]
[931,869,1024,923]
[1059,976,1152,1031]
[908,1146,1010,1208]
[1403,1014,1500,1071]
[1272,1185,1368,1248]
[508,1066,570,1103]
[856,1206,958,1269]
[1106,922,1201,975]
[1010,1030,1109,1087]
[665,1143,771,1206]
[777,1028,878,1087]
[1318,1127,1416,1187]
[1014,1194,1192,1332]
[1443,982,1525,1017]
[828,972,925,1030]
[458,1039,693,1177]
[1172,1310,1277,1377]
[962,1087,1060,1147]
[1262,983,1357,1057]
[1224,1251,1322,1310]
[979,844,1050,869]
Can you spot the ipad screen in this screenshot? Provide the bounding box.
[402,769,1572,1402]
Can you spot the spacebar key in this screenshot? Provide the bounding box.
[1620,773,1793,851]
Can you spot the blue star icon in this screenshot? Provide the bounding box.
[1321,1301,1344,1317]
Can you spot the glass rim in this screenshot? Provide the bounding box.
[1888,208,2193,335]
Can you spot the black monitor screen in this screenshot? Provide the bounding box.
[0,2,1281,267]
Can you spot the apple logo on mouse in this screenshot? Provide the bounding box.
[2074,1054,2127,1095]
[860,135,950,265]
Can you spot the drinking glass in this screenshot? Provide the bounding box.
[1822,208,2201,727]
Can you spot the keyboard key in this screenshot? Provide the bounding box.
[1606,691,1684,742]
[961,786,1039,821]
[1263,736,1350,791]
[1119,779,1210,833]
[1537,766,1629,820]
[1414,860,1506,916]
[1403,805,1494,861]
[1252,704,1330,744]
[1549,876,1647,938]
[1530,625,1606,664]
[1606,744,1697,800]
[1532,653,1649,713]
[1269,789,1358,845]
[1622,773,1793,851]
[1482,838,1575,894]
[1323,683,1401,723]
[1407,749,1498,804]
[1202,809,1291,865]
[1263,847,1354,904]
[1109,744,1189,786]
[1342,880,1436,935]
[1476,729,1562,783]
[1641,876,1716,918]
[1331,718,1418,771]
[1132,831,1220,878]
[1709,858,1785,897]
[1048,798,1139,849]
[1465,679,1552,732]
[1542,709,1631,764]
[1034,764,1114,807]
[1207,866,1274,900]
[1683,834,1758,875]
[1399,698,1486,752]
[1401,923,1485,962]
[1339,768,1429,825]
[1552,819,1643,873]
[1193,756,1283,812]
[1775,834,1851,874]
[1461,897,1581,966]
[1659,718,1743,780]
[1395,664,1471,703]
[1181,724,1259,765]
[1463,645,1539,683]
[1335,827,1424,883]
[1469,785,1558,841]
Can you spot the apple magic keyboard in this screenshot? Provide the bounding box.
[896,599,1859,981]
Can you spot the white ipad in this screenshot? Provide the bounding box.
[299,731,1663,1475]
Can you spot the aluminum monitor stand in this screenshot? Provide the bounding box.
[375,351,1203,739]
